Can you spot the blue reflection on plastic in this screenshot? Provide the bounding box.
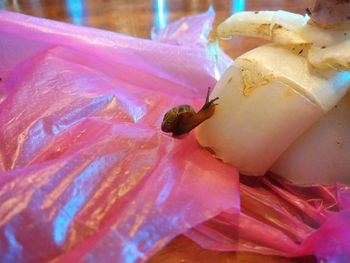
[121,241,144,263]
[52,95,113,136]
[155,172,174,205]
[155,0,167,29]
[232,0,245,13]
[53,159,100,244]
[65,0,86,25]
[3,225,22,262]
[53,195,84,245]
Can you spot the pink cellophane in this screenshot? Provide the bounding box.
[0,8,350,263]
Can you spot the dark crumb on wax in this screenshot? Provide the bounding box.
[321,46,326,49]
[305,8,312,16]
[299,49,303,54]
[254,11,259,14]
[204,146,216,155]
[344,32,347,35]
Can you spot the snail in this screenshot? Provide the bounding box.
[161,87,219,136]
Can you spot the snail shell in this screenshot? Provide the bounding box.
[161,105,195,133]
[161,87,219,136]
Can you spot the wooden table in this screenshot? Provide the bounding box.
[0,1,317,262]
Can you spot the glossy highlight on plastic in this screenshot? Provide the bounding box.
[0,9,237,262]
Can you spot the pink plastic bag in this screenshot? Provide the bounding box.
[186,175,350,261]
[1,8,350,263]
[0,9,238,262]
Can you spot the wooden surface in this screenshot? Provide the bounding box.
[149,235,316,263]
[0,1,317,262]
[0,0,311,58]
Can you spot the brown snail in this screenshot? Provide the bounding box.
[161,87,219,136]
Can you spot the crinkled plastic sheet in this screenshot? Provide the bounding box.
[186,175,350,262]
[0,9,238,263]
[0,8,350,263]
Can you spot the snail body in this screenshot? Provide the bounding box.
[161,88,219,136]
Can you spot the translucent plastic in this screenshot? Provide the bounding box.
[186,175,350,262]
[0,10,238,262]
[0,9,350,263]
